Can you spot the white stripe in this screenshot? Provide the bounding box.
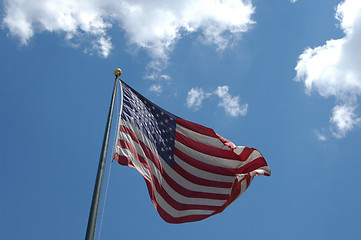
[176,124,230,150]
[153,188,215,218]
[114,148,218,218]
[115,147,152,182]
[117,120,231,195]
[115,147,227,207]
[175,141,242,169]
[257,165,271,176]
[240,178,248,195]
[174,155,235,183]
[148,159,227,206]
[161,152,231,194]
[238,148,263,168]
[230,175,248,201]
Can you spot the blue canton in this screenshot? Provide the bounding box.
[121,82,177,167]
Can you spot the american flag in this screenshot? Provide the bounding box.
[114,81,271,223]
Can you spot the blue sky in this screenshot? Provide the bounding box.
[1,0,361,239]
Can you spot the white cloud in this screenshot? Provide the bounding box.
[214,86,248,117]
[83,36,112,58]
[295,0,361,138]
[330,105,361,138]
[314,129,327,142]
[145,71,171,83]
[290,0,298,3]
[186,86,248,117]
[149,84,163,95]
[186,87,210,111]
[146,73,171,94]
[116,0,254,60]
[2,0,112,57]
[2,0,255,65]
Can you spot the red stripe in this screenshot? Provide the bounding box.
[172,161,232,188]
[115,140,226,212]
[114,153,134,167]
[210,176,251,216]
[246,177,252,188]
[236,157,269,174]
[175,131,240,160]
[143,179,214,224]
[155,161,229,200]
[118,125,163,170]
[239,147,254,161]
[115,153,221,214]
[157,206,212,223]
[174,148,236,176]
[117,140,150,167]
[152,176,220,211]
[117,125,229,200]
[177,117,216,138]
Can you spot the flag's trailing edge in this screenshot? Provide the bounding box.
[114,81,270,223]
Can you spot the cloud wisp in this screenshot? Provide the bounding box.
[2,0,255,77]
[295,0,361,138]
[214,86,248,117]
[186,86,248,117]
[314,129,327,142]
[330,105,361,138]
[186,88,213,111]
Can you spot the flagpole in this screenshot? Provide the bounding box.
[85,68,122,240]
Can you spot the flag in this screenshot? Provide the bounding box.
[113,81,271,223]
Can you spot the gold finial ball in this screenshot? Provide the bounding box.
[114,68,122,77]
